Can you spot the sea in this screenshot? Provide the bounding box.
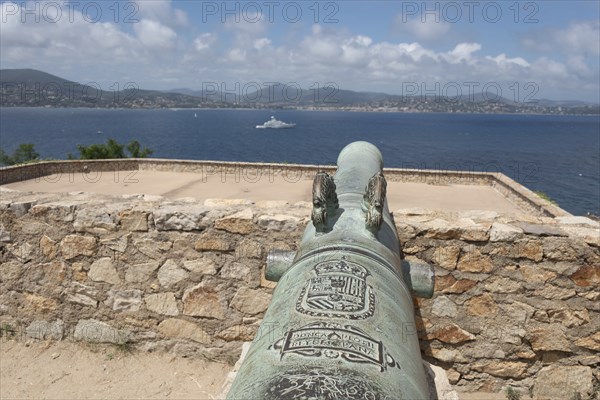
[0,108,598,216]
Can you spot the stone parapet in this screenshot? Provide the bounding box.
[1,158,568,217]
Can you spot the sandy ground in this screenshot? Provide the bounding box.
[0,340,525,400]
[4,170,523,214]
[0,340,230,400]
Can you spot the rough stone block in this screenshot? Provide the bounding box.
[513,222,567,237]
[230,287,272,315]
[153,206,208,231]
[182,259,217,275]
[489,222,523,242]
[9,200,36,217]
[431,296,458,317]
[432,246,460,270]
[560,226,600,246]
[60,235,97,260]
[217,325,258,342]
[194,232,233,252]
[425,348,466,363]
[456,248,494,273]
[215,208,255,234]
[427,323,475,344]
[145,293,179,316]
[182,282,227,319]
[37,261,67,286]
[101,235,129,253]
[484,277,521,293]
[533,365,593,400]
[73,207,118,233]
[158,318,211,344]
[575,332,600,351]
[118,210,148,231]
[23,293,58,314]
[534,285,576,300]
[74,319,129,344]
[125,261,160,283]
[88,257,120,284]
[570,265,600,287]
[518,264,556,284]
[157,259,189,287]
[26,319,64,340]
[257,214,301,231]
[9,242,34,262]
[40,235,57,259]
[30,201,79,222]
[221,262,260,287]
[527,324,571,352]
[471,361,528,379]
[235,239,263,259]
[466,293,498,316]
[104,289,142,312]
[548,308,590,328]
[134,238,172,260]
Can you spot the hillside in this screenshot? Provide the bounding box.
[0,69,212,108]
[1,69,598,114]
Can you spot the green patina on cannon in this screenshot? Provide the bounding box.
[227,141,435,400]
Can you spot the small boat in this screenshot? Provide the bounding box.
[256,116,296,129]
[194,113,198,118]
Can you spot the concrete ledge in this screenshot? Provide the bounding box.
[1,159,569,217]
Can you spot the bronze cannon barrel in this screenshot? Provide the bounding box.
[227,141,433,400]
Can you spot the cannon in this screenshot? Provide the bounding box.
[227,141,435,400]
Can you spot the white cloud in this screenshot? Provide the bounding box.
[193,33,216,52]
[486,54,530,69]
[522,20,600,57]
[253,38,271,51]
[227,48,246,62]
[530,57,570,80]
[442,43,482,64]
[556,20,600,57]
[133,19,177,49]
[135,0,188,27]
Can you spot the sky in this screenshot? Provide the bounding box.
[1,0,599,102]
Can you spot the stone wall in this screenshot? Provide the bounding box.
[0,188,598,398]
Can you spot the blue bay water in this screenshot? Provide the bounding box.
[0,108,598,216]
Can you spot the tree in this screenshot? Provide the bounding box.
[0,143,40,166]
[75,138,153,159]
[126,140,153,158]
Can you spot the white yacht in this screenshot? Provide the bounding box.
[256,116,296,129]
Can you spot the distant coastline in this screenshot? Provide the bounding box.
[1,69,598,115]
[1,104,599,116]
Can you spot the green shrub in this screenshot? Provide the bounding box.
[0,143,39,166]
[505,386,521,400]
[74,138,153,160]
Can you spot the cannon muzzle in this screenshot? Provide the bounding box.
[227,141,433,399]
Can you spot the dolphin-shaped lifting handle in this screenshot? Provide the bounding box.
[363,171,387,232]
[311,171,339,231]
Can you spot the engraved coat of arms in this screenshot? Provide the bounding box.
[296,259,375,320]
